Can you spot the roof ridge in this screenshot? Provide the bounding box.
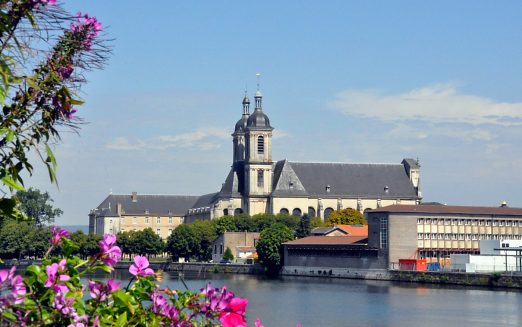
[108,194,201,197]
[286,161,403,165]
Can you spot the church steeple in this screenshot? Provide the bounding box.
[242,91,250,116]
[254,73,262,109]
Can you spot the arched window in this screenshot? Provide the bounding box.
[257,170,264,188]
[280,208,289,215]
[308,207,316,217]
[292,208,302,217]
[223,209,229,216]
[234,208,243,216]
[324,207,334,220]
[257,136,264,154]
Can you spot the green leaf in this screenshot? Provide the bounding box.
[61,237,79,257]
[115,312,128,326]
[45,144,58,185]
[70,98,84,105]
[1,175,24,190]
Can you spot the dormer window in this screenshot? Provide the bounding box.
[257,136,264,154]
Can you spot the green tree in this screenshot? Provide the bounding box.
[16,188,63,227]
[214,215,238,234]
[276,214,300,232]
[295,214,311,239]
[223,247,234,261]
[134,228,165,256]
[252,213,276,231]
[0,220,33,259]
[191,220,217,261]
[26,226,52,258]
[256,223,294,276]
[310,217,325,229]
[325,208,367,226]
[167,225,199,261]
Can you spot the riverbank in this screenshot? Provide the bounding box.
[281,265,522,289]
[113,261,264,275]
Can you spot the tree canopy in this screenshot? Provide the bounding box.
[16,187,63,226]
[325,208,367,226]
[256,223,294,275]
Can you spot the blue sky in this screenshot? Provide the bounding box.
[27,1,522,225]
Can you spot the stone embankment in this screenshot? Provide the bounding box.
[281,265,522,289]
[114,261,264,275]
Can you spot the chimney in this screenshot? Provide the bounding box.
[131,192,138,202]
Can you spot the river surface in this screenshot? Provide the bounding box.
[102,269,522,327]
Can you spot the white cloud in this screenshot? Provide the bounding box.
[387,124,495,142]
[105,127,229,151]
[331,84,522,126]
[106,137,145,151]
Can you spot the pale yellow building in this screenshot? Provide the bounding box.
[89,192,199,239]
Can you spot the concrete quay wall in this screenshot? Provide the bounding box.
[281,265,522,289]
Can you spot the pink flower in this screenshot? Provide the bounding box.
[51,227,70,246]
[99,234,122,268]
[219,297,248,327]
[88,279,119,302]
[45,259,70,288]
[0,269,8,284]
[10,275,26,304]
[255,320,264,327]
[129,256,154,277]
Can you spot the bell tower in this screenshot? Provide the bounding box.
[244,74,273,214]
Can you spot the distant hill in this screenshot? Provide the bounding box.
[60,225,89,234]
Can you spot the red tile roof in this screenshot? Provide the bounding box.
[368,204,522,216]
[283,236,367,245]
[336,224,368,237]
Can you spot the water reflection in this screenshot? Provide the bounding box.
[87,269,522,327]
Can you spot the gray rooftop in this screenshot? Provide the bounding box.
[272,160,418,198]
[94,194,200,216]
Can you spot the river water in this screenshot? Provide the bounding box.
[105,270,522,327]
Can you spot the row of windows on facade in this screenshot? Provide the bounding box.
[417,233,522,240]
[417,218,522,227]
[118,228,174,235]
[123,217,176,224]
[223,207,335,219]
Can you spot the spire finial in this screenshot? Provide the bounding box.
[256,73,261,91]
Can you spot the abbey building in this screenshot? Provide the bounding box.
[89,88,422,237]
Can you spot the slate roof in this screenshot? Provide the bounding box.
[191,192,220,209]
[272,160,418,198]
[94,194,200,216]
[368,204,522,216]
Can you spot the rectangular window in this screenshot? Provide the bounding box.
[380,217,388,249]
[437,234,443,240]
[444,234,450,240]
[257,170,264,188]
[417,218,423,224]
[169,217,173,224]
[493,220,499,226]
[156,228,160,236]
[417,233,423,240]
[499,220,505,227]
[451,219,457,225]
[133,217,137,225]
[431,233,437,239]
[465,220,471,225]
[220,245,223,254]
[168,228,173,235]
[458,220,464,225]
[425,219,431,225]
[145,217,149,224]
[444,219,450,225]
[486,221,491,226]
[157,217,161,224]
[506,221,512,227]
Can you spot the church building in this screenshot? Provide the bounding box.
[89,86,422,237]
[184,87,421,223]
